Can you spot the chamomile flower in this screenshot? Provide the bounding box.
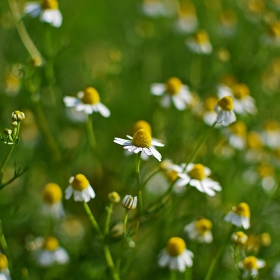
[42,183,64,218]
[218,83,257,115]
[218,10,237,37]
[224,121,247,150]
[184,218,213,243]
[176,163,222,196]
[65,174,95,202]
[194,97,218,126]
[214,96,236,126]
[158,237,194,272]
[0,254,11,280]
[246,131,264,161]
[122,195,137,210]
[141,0,177,18]
[186,29,212,54]
[224,202,250,229]
[239,256,265,279]
[245,0,265,22]
[174,1,198,34]
[63,87,110,117]
[151,77,193,111]
[114,128,164,161]
[24,0,63,28]
[257,163,277,192]
[263,22,280,46]
[33,236,69,267]
[231,231,248,245]
[262,120,280,149]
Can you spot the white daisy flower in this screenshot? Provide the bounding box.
[176,163,222,196]
[158,237,194,272]
[262,120,280,149]
[186,29,212,54]
[184,218,213,243]
[200,96,219,126]
[33,236,69,267]
[218,83,257,115]
[65,174,95,202]
[42,183,64,219]
[63,87,110,118]
[218,10,237,37]
[114,128,164,161]
[239,256,265,279]
[174,1,198,34]
[24,0,62,28]
[151,77,194,111]
[245,131,264,162]
[141,0,177,18]
[224,202,250,229]
[214,96,236,126]
[0,254,11,280]
[257,163,277,192]
[121,195,137,210]
[224,121,247,150]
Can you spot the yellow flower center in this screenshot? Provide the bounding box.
[41,0,59,10]
[217,96,234,111]
[247,0,265,13]
[132,120,152,135]
[71,174,89,190]
[43,237,59,251]
[272,58,280,75]
[243,256,258,270]
[220,74,237,88]
[264,120,280,132]
[195,218,213,235]
[43,183,62,204]
[247,132,263,149]
[81,87,100,105]
[178,1,196,17]
[131,129,152,148]
[108,192,120,203]
[204,97,218,111]
[232,231,248,244]
[233,203,250,217]
[220,10,237,26]
[0,254,8,270]
[229,121,247,137]
[165,77,182,96]
[166,237,186,257]
[260,233,271,246]
[246,235,261,252]
[231,84,250,100]
[194,30,210,44]
[269,22,280,37]
[164,170,178,182]
[188,164,206,181]
[257,164,274,177]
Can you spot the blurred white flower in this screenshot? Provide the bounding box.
[186,29,212,54]
[239,256,265,279]
[224,202,250,229]
[0,254,11,280]
[140,0,177,18]
[214,96,236,126]
[262,120,280,149]
[224,121,247,150]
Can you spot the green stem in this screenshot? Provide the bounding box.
[170,270,176,280]
[122,210,129,236]
[83,202,103,239]
[103,245,121,280]
[0,146,15,177]
[204,225,234,280]
[104,203,114,236]
[136,153,143,213]
[87,114,97,151]
[21,268,29,280]
[190,54,201,90]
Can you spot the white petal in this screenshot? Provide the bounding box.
[150,146,162,161]
[241,217,250,229]
[158,251,170,267]
[161,95,171,108]
[54,248,69,264]
[151,140,164,147]
[151,83,165,96]
[63,96,80,107]
[65,186,73,199]
[24,2,41,17]
[96,103,111,117]
[172,96,186,111]
[40,9,62,28]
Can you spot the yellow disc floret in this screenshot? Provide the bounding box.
[81,87,100,105]
[231,231,248,244]
[194,30,210,44]
[229,121,247,137]
[231,84,250,100]
[188,164,206,181]
[260,233,271,246]
[71,174,89,191]
[264,120,280,132]
[164,170,178,182]
[0,254,8,270]
[269,22,280,38]
[43,183,62,204]
[195,218,213,235]
[166,237,186,257]
[247,132,263,149]
[243,256,258,270]
[257,163,274,177]
[220,74,237,88]
[131,129,152,148]
[43,237,59,251]
[41,0,59,10]
[204,97,218,111]
[178,1,196,17]
[165,77,182,96]
[233,203,250,217]
[220,10,237,27]
[108,192,121,203]
[217,96,234,111]
[132,120,152,135]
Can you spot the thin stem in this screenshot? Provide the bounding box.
[136,153,143,213]
[87,114,97,151]
[104,203,114,236]
[83,202,103,239]
[103,245,121,280]
[7,0,44,66]
[204,225,234,280]
[0,146,15,176]
[170,270,176,280]
[122,210,129,236]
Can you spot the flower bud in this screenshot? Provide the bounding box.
[121,195,137,210]
[108,192,120,203]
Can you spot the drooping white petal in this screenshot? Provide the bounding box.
[172,95,187,111]
[96,102,111,117]
[65,186,73,199]
[24,2,41,17]
[161,95,171,108]
[151,83,165,96]
[54,248,69,264]
[149,146,162,161]
[40,9,62,28]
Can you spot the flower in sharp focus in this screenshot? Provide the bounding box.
[0,254,11,280]
[63,87,110,117]
[33,236,69,267]
[114,128,164,161]
[224,121,247,150]
[186,29,212,54]
[65,174,95,202]
[151,77,194,111]
[214,96,236,126]
[239,256,265,279]
[224,202,250,229]
[184,218,213,243]
[231,231,248,245]
[42,183,64,218]
[176,163,222,196]
[158,237,194,272]
[24,0,63,27]
[218,83,257,115]
[121,195,137,210]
